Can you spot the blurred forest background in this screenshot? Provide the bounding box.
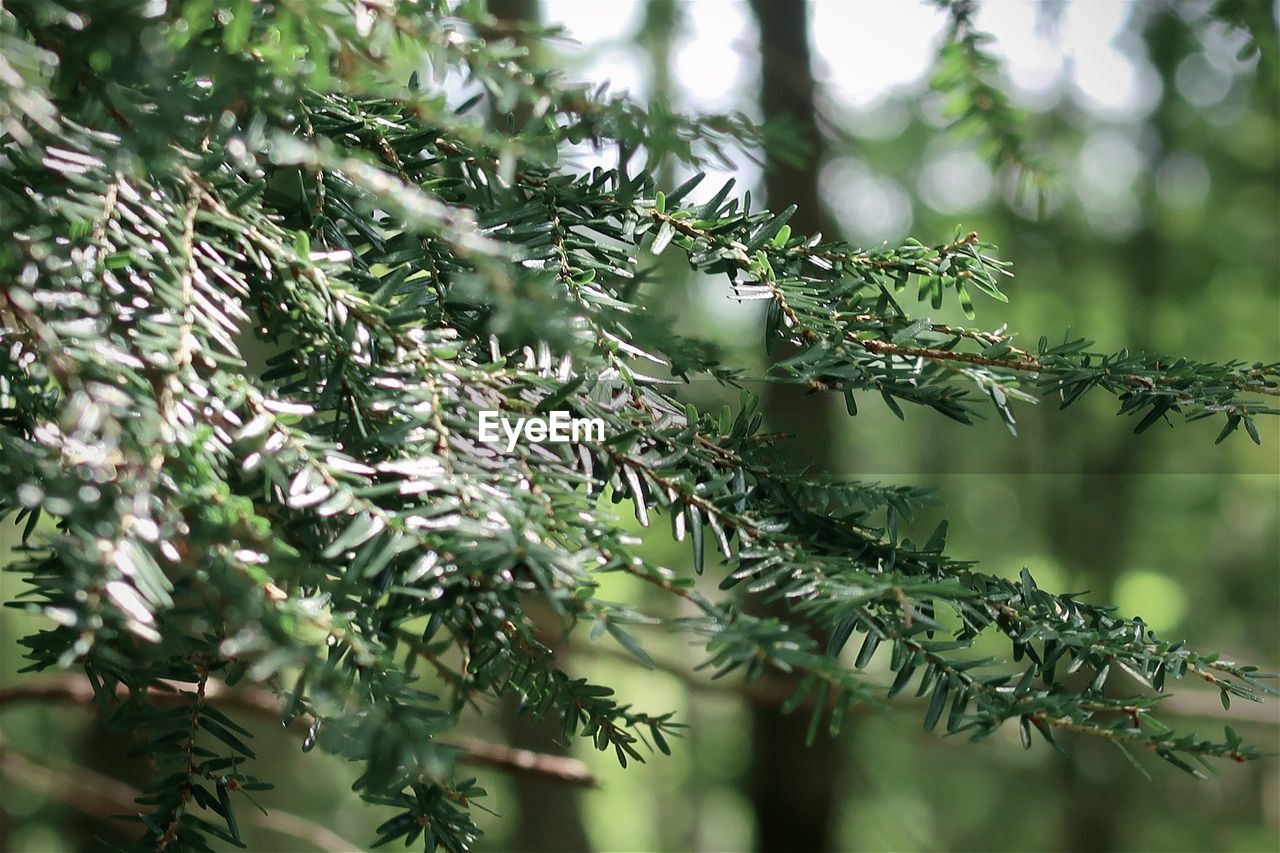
[2,1,1278,851]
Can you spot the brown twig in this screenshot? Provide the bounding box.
[0,674,598,787]
[448,735,595,785]
[575,643,1280,727]
[0,731,360,852]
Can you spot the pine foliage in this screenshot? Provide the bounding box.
[0,2,1276,850]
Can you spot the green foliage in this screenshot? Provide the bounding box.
[0,1,1275,850]
[929,0,1061,209]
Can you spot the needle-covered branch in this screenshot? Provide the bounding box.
[1,2,1275,851]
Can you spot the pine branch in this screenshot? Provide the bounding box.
[2,2,1276,849]
[930,0,1052,202]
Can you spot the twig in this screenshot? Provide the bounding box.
[575,643,1280,727]
[0,674,598,786]
[448,736,596,786]
[0,732,360,853]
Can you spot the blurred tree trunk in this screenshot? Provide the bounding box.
[72,718,152,845]
[640,0,679,194]
[486,0,540,132]
[637,5,697,851]
[747,2,841,851]
[1046,459,1137,852]
[748,0,832,485]
[485,3,591,850]
[498,699,592,852]
[639,0,677,115]
[1049,10,1185,849]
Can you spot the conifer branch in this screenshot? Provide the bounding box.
[1,2,1275,849]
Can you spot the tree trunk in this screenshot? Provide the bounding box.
[747,2,841,851]
[1050,10,1185,850]
[484,3,591,850]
